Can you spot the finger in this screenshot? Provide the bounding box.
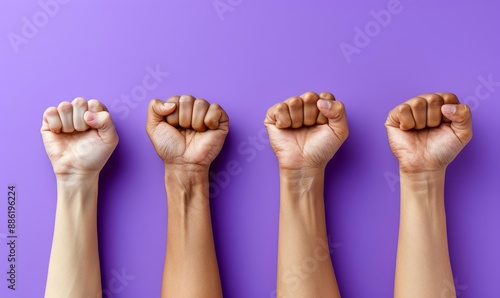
[57,101,74,133]
[317,99,349,139]
[441,104,473,145]
[437,92,460,123]
[72,97,90,132]
[204,103,229,131]
[286,96,304,128]
[84,111,119,145]
[317,92,335,125]
[422,94,444,127]
[146,99,177,133]
[179,95,195,129]
[437,92,460,104]
[408,97,428,129]
[386,104,415,130]
[43,107,62,133]
[192,99,210,132]
[165,96,181,127]
[87,99,106,113]
[319,92,336,101]
[264,103,292,129]
[301,92,320,126]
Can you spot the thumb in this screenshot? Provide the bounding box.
[84,111,118,145]
[441,104,473,144]
[147,99,176,130]
[317,99,349,140]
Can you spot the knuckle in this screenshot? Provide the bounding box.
[195,98,210,107]
[397,104,408,113]
[319,92,335,100]
[72,97,87,106]
[413,97,427,109]
[57,101,72,111]
[443,92,458,101]
[288,96,303,108]
[210,103,222,110]
[302,92,319,103]
[180,94,195,102]
[427,94,443,105]
[276,103,288,113]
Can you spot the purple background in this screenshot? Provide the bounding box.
[1,0,499,297]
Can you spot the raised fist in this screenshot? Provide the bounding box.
[146,95,229,168]
[264,91,349,171]
[41,98,119,177]
[385,93,473,173]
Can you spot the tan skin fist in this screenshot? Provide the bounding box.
[146,95,229,168]
[41,98,119,177]
[385,93,473,174]
[264,92,349,171]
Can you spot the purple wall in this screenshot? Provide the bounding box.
[1,0,499,297]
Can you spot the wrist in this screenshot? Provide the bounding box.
[164,166,210,211]
[165,163,210,175]
[279,166,325,202]
[399,168,446,183]
[55,175,99,208]
[164,165,209,194]
[56,173,99,189]
[399,168,446,202]
[279,166,325,179]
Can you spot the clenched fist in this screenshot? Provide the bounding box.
[385,93,473,173]
[264,92,349,171]
[146,95,229,168]
[41,98,119,177]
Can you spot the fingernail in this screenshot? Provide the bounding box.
[317,99,332,109]
[442,104,457,114]
[85,111,96,121]
[163,102,176,109]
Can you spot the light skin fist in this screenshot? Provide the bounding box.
[385,93,473,174]
[146,95,229,168]
[41,98,119,178]
[264,92,349,171]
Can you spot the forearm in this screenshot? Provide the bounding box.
[277,168,340,298]
[162,166,222,298]
[45,175,102,298]
[395,170,454,298]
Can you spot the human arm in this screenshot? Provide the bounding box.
[264,92,349,298]
[385,93,473,298]
[42,98,119,298]
[146,95,228,297]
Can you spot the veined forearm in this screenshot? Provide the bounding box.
[46,176,102,298]
[162,167,222,298]
[395,170,454,298]
[279,168,328,235]
[277,168,339,298]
